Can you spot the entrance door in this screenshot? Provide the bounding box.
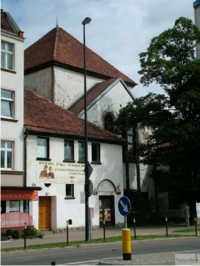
[99,196,115,227]
[39,196,51,230]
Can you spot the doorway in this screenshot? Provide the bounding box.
[99,196,115,227]
[38,196,51,230]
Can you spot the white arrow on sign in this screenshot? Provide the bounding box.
[120,200,128,213]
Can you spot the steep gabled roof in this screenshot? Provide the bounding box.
[24,27,136,87]
[1,9,24,38]
[24,89,124,144]
[69,77,134,115]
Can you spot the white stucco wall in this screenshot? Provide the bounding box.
[25,66,104,109]
[53,67,104,109]
[24,67,52,100]
[86,81,133,127]
[1,33,24,172]
[26,135,124,230]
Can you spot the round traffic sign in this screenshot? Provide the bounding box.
[118,196,131,216]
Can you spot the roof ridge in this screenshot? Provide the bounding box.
[25,26,57,51]
[53,27,59,59]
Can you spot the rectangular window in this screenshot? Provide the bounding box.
[126,128,134,162]
[65,184,74,198]
[1,89,14,118]
[92,143,101,163]
[64,140,74,161]
[78,141,85,162]
[1,41,14,70]
[37,137,49,159]
[9,200,20,212]
[1,140,13,169]
[23,200,30,214]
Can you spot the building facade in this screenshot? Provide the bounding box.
[1,10,41,230]
[24,89,124,230]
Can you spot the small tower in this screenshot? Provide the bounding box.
[193,0,200,58]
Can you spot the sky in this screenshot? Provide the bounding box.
[1,0,196,97]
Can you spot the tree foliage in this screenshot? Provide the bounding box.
[116,17,200,207]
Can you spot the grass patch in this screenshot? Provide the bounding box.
[1,234,197,253]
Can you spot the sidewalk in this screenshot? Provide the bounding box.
[1,225,198,249]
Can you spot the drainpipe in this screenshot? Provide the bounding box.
[134,125,141,201]
[23,128,29,187]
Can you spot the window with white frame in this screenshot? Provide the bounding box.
[78,141,85,162]
[65,184,74,198]
[64,140,74,161]
[1,41,14,70]
[37,137,49,159]
[1,140,13,169]
[1,89,14,118]
[92,143,101,163]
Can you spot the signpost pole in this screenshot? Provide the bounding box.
[118,196,132,261]
[124,216,127,228]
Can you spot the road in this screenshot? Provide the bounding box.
[1,238,200,265]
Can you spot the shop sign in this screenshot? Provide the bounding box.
[33,191,39,201]
[1,212,33,228]
[37,161,85,184]
[0,190,34,201]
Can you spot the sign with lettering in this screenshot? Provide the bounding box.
[37,161,85,184]
[1,212,33,228]
[0,190,34,201]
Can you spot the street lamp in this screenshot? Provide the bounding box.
[82,16,91,242]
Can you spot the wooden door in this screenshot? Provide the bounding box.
[39,196,51,230]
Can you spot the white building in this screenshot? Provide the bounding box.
[1,10,41,231]
[194,0,200,58]
[24,89,124,230]
[24,25,153,230]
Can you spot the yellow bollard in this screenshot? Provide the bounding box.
[122,228,132,260]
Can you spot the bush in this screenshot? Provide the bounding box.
[1,230,6,237]
[6,228,14,236]
[1,227,44,239]
[12,229,21,239]
[23,228,44,239]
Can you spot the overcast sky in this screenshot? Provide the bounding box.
[2,0,195,97]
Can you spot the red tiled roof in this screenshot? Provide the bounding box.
[24,89,124,144]
[69,78,118,115]
[24,27,136,87]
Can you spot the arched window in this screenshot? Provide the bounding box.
[104,113,114,132]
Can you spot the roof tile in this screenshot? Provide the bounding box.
[24,89,124,144]
[25,27,136,87]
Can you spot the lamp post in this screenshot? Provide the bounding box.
[82,16,91,242]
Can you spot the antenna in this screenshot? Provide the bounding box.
[56,15,58,27]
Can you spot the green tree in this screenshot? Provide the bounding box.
[116,17,200,216]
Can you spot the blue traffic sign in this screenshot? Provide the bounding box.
[118,196,131,216]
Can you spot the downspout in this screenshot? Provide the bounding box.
[23,128,29,187]
[134,125,141,200]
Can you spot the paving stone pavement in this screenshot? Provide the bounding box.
[1,225,197,249]
[99,250,200,265]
